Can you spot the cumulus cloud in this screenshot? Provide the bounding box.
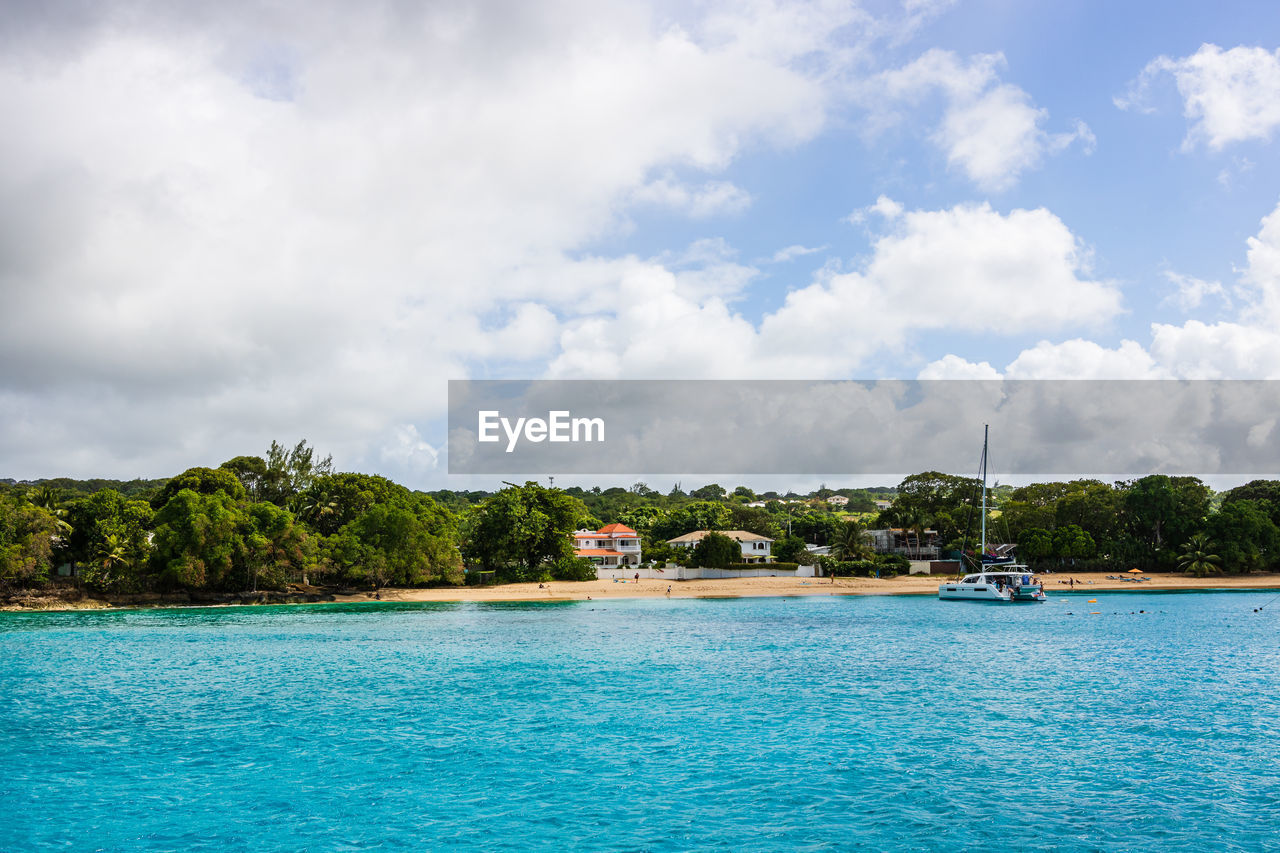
[1118,44,1280,151]
[1004,339,1164,379]
[848,194,904,224]
[954,197,1280,380]
[764,200,1120,350]
[917,355,1001,379]
[868,50,1093,191]
[0,0,867,480]
[551,199,1121,380]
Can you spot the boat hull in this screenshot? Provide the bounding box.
[938,569,1046,602]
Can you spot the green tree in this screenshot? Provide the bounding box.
[1051,524,1096,563]
[242,501,311,590]
[1178,533,1223,578]
[0,495,62,588]
[1017,527,1053,564]
[650,501,731,540]
[829,520,871,561]
[64,489,154,587]
[462,482,589,581]
[689,484,727,501]
[617,505,666,536]
[84,532,131,592]
[690,532,739,568]
[725,503,781,538]
[152,467,246,509]
[151,490,249,591]
[331,503,462,589]
[1203,500,1279,573]
[772,534,809,564]
[1221,480,1280,529]
[1121,475,1210,562]
[261,439,333,505]
[219,455,268,501]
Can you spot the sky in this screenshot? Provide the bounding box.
[3,0,1280,490]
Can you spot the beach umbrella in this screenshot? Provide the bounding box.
[1127,568,1143,574]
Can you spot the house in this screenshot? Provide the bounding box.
[667,529,773,563]
[874,499,892,511]
[573,523,641,567]
[745,500,768,508]
[867,527,939,560]
[826,495,849,506]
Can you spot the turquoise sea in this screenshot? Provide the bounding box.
[3,591,1278,851]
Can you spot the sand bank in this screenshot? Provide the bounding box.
[343,571,1280,605]
[9,572,1280,611]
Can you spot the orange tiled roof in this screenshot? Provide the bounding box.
[575,549,625,556]
[596,523,638,536]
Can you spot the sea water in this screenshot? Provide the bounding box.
[2,592,1278,851]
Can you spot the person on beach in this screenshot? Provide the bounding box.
[666,585,671,597]
[635,572,640,584]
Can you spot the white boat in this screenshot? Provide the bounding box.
[938,426,1045,603]
[938,567,1046,602]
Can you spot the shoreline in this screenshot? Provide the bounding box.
[6,571,1280,612]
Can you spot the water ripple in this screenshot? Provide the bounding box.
[2,594,1278,851]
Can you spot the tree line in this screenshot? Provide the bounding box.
[3,456,1279,594]
[879,471,1280,575]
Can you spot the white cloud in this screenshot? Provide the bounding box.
[763,201,1120,356]
[0,0,861,481]
[917,355,1001,379]
[848,194,904,224]
[1161,271,1228,313]
[551,199,1121,381]
[991,197,1280,380]
[1004,339,1164,379]
[768,244,826,263]
[631,175,753,218]
[869,50,1092,191]
[1118,44,1280,151]
[1148,321,1280,378]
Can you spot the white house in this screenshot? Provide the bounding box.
[573,523,641,567]
[874,499,893,511]
[827,495,849,506]
[667,529,773,563]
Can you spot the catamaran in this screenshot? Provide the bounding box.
[938,425,1046,603]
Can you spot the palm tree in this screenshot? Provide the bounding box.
[830,519,871,561]
[893,508,931,559]
[30,486,72,535]
[1178,533,1223,577]
[92,533,130,588]
[294,490,339,531]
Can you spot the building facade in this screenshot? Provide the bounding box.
[573,523,642,567]
[667,529,774,563]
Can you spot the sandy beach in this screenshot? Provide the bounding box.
[343,571,1280,605]
[8,571,1280,611]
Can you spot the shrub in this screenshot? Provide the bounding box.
[550,556,598,582]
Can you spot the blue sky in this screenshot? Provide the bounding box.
[2,0,1279,489]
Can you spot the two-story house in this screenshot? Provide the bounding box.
[573,523,642,567]
[667,530,773,563]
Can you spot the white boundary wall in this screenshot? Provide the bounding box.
[596,564,818,581]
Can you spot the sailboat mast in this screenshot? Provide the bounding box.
[980,424,988,557]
